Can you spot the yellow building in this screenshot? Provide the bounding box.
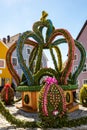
[0,41,12,88]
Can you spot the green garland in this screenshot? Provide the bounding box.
[48,29,75,85]
[6,42,20,85]
[52,38,86,85]
[0,101,40,128]
[6,40,37,85]
[29,46,38,73]
[71,40,86,84]
[53,45,62,71]
[16,85,42,92]
[60,84,78,90]
[34,68,58,85]
[49,46,60,72]
[0,100,87,128]
[34,44,43,73]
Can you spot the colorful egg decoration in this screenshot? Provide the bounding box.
[39,77,66,117]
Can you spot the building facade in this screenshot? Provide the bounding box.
[73,20,87,91]
[0,41,12,90]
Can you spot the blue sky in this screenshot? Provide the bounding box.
[0,0,87,67]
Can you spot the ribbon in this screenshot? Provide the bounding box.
[4,83,11,101]
[44,77,58,85]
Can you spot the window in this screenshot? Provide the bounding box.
[0,59,5,68]
[0,70,2,74]
[83,63,87,72]
[5,78,10,83]
[27,48,30,54]
[1,78,5,86]
[82,79,87,84]
[74,54,78,61]
[12,57,18,66]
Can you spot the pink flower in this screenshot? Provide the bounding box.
[53,110,59,115]
[45,77,58,85]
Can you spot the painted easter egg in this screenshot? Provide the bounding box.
[39,77,66,117]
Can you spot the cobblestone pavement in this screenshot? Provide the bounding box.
[0,101,87,130]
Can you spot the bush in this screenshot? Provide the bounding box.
[79,84,87,107]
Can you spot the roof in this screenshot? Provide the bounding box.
[0,40,9,49]
[76,20,87,40]
[6,33,21,47]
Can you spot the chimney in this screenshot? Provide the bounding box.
[3,38,6,44]
[7,35,10,42]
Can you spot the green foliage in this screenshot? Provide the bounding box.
[49,46,60,72]
[61,84,78,90]
[39,112,68,128]
[0,100,87,128]
[80,84,87,107]
[16,85,42,92]
[34,68,58,85]
[34,45,43,73]
[29,47,38,73]
[21,73,27,85]
[0,100,39,128]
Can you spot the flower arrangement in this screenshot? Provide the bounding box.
[4,11,86,128]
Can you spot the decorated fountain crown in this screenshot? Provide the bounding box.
[6,11,86,91]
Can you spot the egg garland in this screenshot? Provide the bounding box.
[39,77,66,117]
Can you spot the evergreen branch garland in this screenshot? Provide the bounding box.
[52,45,62,71]
[48,29,75,85]
[0,100,87,128]
[52,38,86,84]
[33,20,54,44]
[33,21,44,43]
[71,40,86,84]
[17,32,37,86]
[34,45,43,73]
[6,42,20,85]
[34,68,58,85]
[29,46,38,72]
[0,101,40,128]
[49,46,59,72]
[0,101,87,128]
[45,19,54,42]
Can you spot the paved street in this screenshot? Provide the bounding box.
[0,101,87,130]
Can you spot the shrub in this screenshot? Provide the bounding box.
[79,84,87,107]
